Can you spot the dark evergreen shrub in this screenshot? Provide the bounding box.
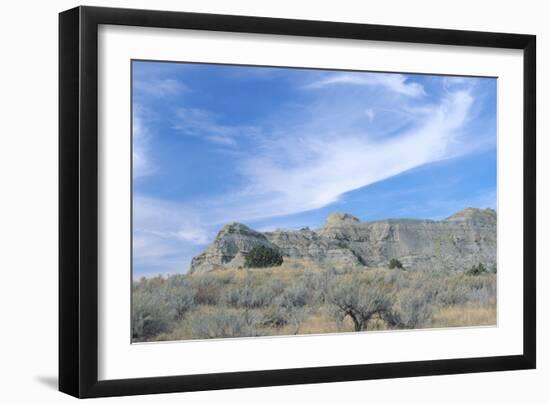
[466,263,487,276]
[389,258,404,270]
[244,245,283,268]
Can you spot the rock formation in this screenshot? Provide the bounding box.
[189,223,277,273]
[188,208,496,274]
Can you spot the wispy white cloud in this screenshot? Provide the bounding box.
[173,108,259,146]
[132,107,155,178]
[134,78,188,97]
[364,108,375,122]
[133,196,213,274]
[306,72,426,97]
[204,135,237,146]
[133,230,201,276]
[132,69,491,275]
[135,88,477,269]
[200,89,474,223]
[134,196,209,245]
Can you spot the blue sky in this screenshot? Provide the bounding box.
[132,61,497,277]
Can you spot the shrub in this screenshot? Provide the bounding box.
[461,274,496,305]
[260,278,316,333]
[389,258,404,270]
[189,276,224,305]
[132,261,497,340]
[262,305,290,328]
[162,276,195,319]
[266,295,309,334]
[326,274,391,331]
[466,263,487,276]
[299,272,329,304]
[187,307,262,339]
[244,245,283,268]
[131,276,197,341]
[279,284,309,308]
[222,280,279,309]
[132,290,173,341]
[385,288,433,329]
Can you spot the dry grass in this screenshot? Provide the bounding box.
[275,306,343,335]
[133,263,497,342]
[206,258,325,280]
[432,302,496,328]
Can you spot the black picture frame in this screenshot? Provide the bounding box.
[59,5,536,398]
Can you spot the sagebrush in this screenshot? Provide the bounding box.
[132,262,496,342]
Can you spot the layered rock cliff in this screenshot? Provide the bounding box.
[188,208,496,274]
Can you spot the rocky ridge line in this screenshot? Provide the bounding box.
[189,208,496,274]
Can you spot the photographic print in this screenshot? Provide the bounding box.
[131,61,497,343]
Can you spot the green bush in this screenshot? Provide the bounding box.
[389,258,404,270]
[466,263,487,276]
[244,245,283,268]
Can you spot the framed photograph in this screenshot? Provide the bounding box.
[59,6,536,398]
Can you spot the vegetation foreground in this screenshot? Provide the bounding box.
[132,260,496,342]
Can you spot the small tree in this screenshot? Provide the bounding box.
[466,263,487,276]
[244,245,283,268]
[326,275,390,331]
[389,258,404,270]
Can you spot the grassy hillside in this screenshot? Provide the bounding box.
[132,260,496,342]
